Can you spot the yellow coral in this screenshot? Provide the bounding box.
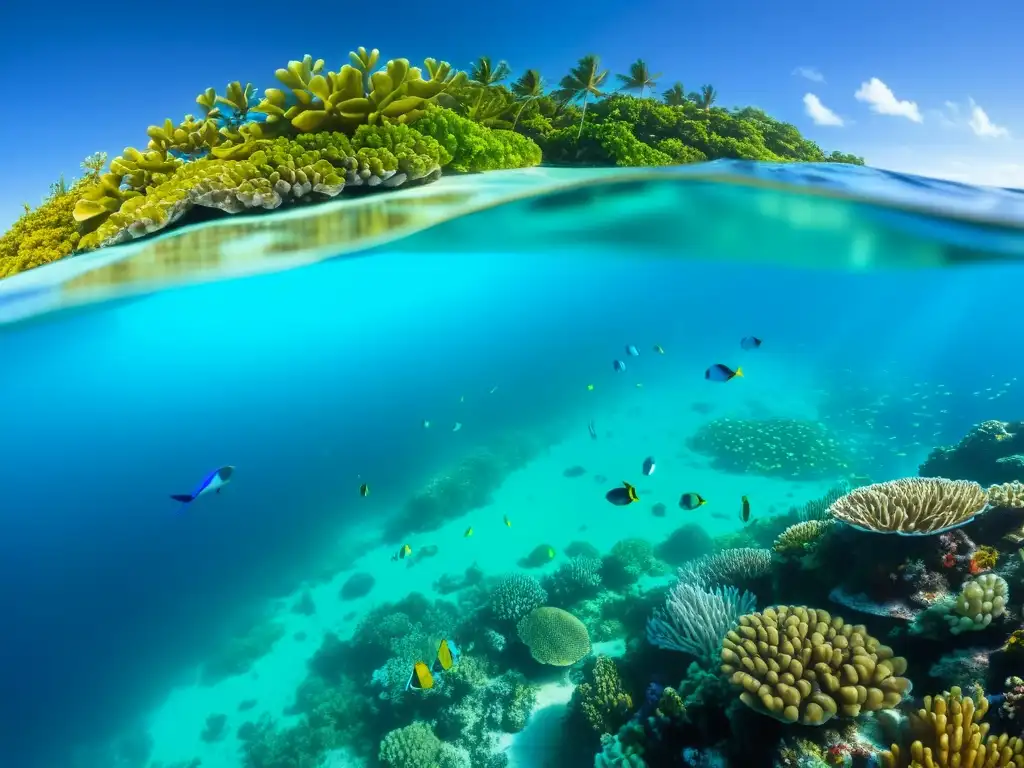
[880,686,1024,768]
[576,656,632,734]
[655,686,685,720]
[720,605,912,726]
[774,519,834,555]
[973,545,999,571]
[0,179,90,277]
[828,478,988,535]
[988,481,1024,508]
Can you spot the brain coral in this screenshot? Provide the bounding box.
[491,573,548,624]
[943,573,1008,635]
[720,605,912,726]
[880,685,1024,768]
[686,417,849,480]
[517,606,591,666]
[828,477,988,535]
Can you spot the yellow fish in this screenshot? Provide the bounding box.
[503,515,512,528]
[391,544,412,561]
[464,526,474,538]
[433,638,455,672]
[586,384,595,391]
[406,661,434,691]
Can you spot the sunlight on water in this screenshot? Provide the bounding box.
[3,165,1024,768]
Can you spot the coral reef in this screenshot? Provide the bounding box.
[919,420,1024,486]
[720,606,912,725]
[828,478,989,535]
[655,523,715,566]
[603,538,662,587]
[201,619,286,685]
[940,573,1008,634]
[543,555,603,605]
[517,606,592,666]
[575,656,634,734]
[774,519,835,557]
[686,417,850,480]
[340,572,375,600]
[678,547,774,589]
[880,686,1024,767]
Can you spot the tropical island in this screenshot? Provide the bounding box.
[0,49,864,279]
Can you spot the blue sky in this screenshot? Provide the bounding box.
[1,0,1020,230]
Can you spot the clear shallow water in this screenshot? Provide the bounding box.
[2,162,1024,768]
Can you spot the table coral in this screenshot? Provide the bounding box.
[686,417,850,480]
[879,685,1024,768]
[576,656,634,734]
[517,606,592,666]
[828,477,989,536]
[720,605,912,726]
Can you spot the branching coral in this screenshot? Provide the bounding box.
[677,548,773,589]
[988,481,1024,509]
[603,538,660,587]
[517,606,591,666]
[686,417,850,480]
[828,477,989,535]
[543,555,603,605]
[0,179,89,277]
[576,656,634,734]
[647,581,756,665]
[720,606,912,726]
[774,519,835,556]
[378,721,448,768]
[490,573,548,624]
[880,686,1024,768]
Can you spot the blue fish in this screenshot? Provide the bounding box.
[171,466,235,504]
[642,456,656,476]
[613,359,626,372]
[705,364,743,382]
[605,481,639,506]
[625,345,639,357]
[740,336,762,351]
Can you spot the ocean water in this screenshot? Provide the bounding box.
[1,162,1023,768]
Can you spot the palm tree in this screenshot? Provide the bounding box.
[510,69,546,130]
[554,54,609,139]
[469,56,511,87]
[688,84,717,111]
[662,82,687,106]
[615,58,662,98]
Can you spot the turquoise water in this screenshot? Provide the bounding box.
[2,163,1024,768]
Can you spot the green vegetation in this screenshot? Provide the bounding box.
[0,49,863,279]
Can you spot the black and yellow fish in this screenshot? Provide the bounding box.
[464,526,474,538]
[406,660,434,691]
[741,495,751,523]
[606,481,639,506]
[679,492,706,511]
[503,515,512,528]
[391,544,412,561]
[431,637,460,673]
[359,483,370,497]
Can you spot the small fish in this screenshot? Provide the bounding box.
[635,383,644,388]
[170,465,235,504]
[740,336,762,351]
[464,526,473,537]
[705,364,743,382]
[453,422,462,432]
[431,638,460,673]
[642,456,656,476]
[679,492,706,511]
[586,384,595,391]
[613,359,626,372]
[359,483,370,497]
[489,386,499,394]
[406,660,434,691]
[422,419,431,429]
[588,420,598,440]
[741,495,751,523]
[653,344,665,354]
[626,345,639,356]
[605,481,639,506]
[459,395,465,403]
[503,515,512,528]
[391,544,412,561]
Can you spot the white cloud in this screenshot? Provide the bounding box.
[793,66,825,83]
[854,78,923,122]
[803,93,844,126]
[967,99,1009,138]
